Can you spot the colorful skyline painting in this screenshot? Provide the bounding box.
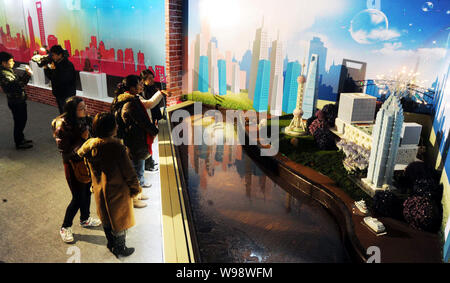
[0,0,166,79]
[186,0,449,114]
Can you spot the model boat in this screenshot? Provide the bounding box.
[355,200,368,214]
[363,217,386,234]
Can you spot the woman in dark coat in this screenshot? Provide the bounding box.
[111,75,162,208]
[51,96,101,243]
[78,113,141,257]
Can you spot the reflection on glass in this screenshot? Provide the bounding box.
[178,117,349,263]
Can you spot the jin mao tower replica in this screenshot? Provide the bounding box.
[362,94,404,193]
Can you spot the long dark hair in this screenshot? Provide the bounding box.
[60,96,84,127]
[115,75,142,96]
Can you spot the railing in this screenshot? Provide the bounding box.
[158,101,196,263]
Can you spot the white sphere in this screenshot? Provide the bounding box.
[297,76,306,84]
[293,109,303,117]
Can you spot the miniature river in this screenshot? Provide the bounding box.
[175,113,350,263]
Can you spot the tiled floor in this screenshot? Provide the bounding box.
[0,94,164,263]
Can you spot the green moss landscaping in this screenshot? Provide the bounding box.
[184,91,254,111]
[272,115,373,206]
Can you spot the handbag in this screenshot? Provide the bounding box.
[69,159,91,184]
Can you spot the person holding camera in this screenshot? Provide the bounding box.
[0,52,34,150]
[140,69,166,172]
[78,112,142,257]
[52,96,101,243]
[44,45,77,114]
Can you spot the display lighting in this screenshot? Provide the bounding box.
[371,65,436,108]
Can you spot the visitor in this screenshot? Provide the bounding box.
[51,96,101,243]
[140,69,166,172]
[78,112,141,257]
[0,52,34,150]
[111,75,158,208]
[44,45,77,114]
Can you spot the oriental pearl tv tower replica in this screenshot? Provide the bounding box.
[283,58,307,137]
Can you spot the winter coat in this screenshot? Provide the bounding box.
[51,115,92,163]
[44,57,77,98]
[111,92,159,161]
[77,137,142,232]
[0,66,31,104]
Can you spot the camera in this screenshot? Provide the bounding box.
[31,49,70,68]
[31,53,53,68]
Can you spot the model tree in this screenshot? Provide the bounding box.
[373,190,401,218]
[403,196,442,233]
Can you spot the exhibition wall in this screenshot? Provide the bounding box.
[432,34,450,261]
[0,0,166,81]
[186,0,450,259]
[0,0,449,261]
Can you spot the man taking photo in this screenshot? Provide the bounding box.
[0,52,34,150]
[44,45,77,114]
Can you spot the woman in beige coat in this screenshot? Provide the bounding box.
[78,112,142,257]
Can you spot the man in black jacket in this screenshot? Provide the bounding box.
[44,45,77,114]
[0,52,33,150]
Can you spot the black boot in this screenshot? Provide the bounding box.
[145,157,158,172]
[112,233,135,257]
[16,140,33,150]
[103,226,114,252]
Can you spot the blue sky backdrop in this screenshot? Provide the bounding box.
[189,0,449,86]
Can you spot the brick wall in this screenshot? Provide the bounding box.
[26,85,111,117]
[165,0,186,107]
[27,0,187,110]
[82,97,111,116]
[26,85,58,107]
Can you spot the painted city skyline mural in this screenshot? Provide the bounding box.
[186,0,449,115]
[0,0,166,81]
